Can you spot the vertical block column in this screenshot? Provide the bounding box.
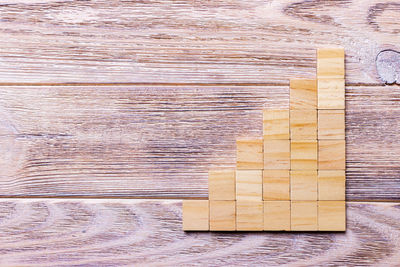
[209,169,236,231]
[317,47,346,231]
[236,138,263,230]
[289,79,318,231]
[263,109,290,230]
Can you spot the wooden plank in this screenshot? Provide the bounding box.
[0,85,399,200]
[0,199,398,265]
[0,1,397,83]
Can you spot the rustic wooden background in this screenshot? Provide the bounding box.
[0,0,399,265]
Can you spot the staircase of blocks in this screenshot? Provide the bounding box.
[182,48,346,231]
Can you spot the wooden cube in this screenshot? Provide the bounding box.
[263,109,290,139]
[264,140,290,169]
[237,139,263,169]
[290,110,317,140]
[236,170,262,201]
[182,200,209,231]
[318,140,346,170]
[290,170,317,201]
[290,140,318,170]
[318,201,346,231]
[291,201,318,231]
[263,170,290,200]
[318,79,345,109]
[236,201,263,231]
[208,169,235,200]
[317,48,345,79]
[210,201,236,231]
[318,110,345,139]
[290,79,317,110]
[318,170,346,200]
[264,201,290,231]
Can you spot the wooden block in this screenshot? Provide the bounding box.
[264,140,290,169]
[290,79,317,110]
[318,201,346,231]
[208,169,235,200]
[290,170,317,201]
[263,170,290,200]
[237,139,263,169]
[318,140,346,170]
[290,140,317,170]
[236,170,262,201]
[263,109,290,139]
[264,201,290,231]
[317,79,345,109]
[318,110,345,139]
[210,200,236,231]
[236,201,263,231]
[317,48,344,79]
[318,170,346,200]
[182,200,209,231]
[291,201,318,231]
[290,110,317,140]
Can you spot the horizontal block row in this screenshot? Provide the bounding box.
[209,169,345,201]
[237,139,345,170]
[182,200,346,231]
[262,109,345,140]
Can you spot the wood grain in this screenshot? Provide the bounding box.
[0,85,399,200]
[0,0,398,83]
[0,199,399,266]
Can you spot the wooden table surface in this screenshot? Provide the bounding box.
[0,1,399,266]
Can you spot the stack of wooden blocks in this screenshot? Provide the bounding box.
[183,48,346,231]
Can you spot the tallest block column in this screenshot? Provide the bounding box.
[317,48,346,231]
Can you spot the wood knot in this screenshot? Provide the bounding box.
[376,49,400,85]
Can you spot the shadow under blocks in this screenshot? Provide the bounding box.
[182,47,346,232]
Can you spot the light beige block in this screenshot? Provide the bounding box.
[263,109,290,139]
[290,140,318,170]
[318,170,346,200]
[290,170,317,201]
[318,79,345,109]
[318,140,346,170]
[182,200,209,231]
[208,169,235,200]
[317,48,345,79]
[237,139,263,169]
[291,201,318,231]
[210,200,236,231]
[236,170,263,201]
[264,201,290,231]
[290,79,317,110]
[318,201,346,231]
[264,140,290,169]
[318,110,345,139]
[290,110,317,140]
[236,201,263,231]
[263,170,290,200]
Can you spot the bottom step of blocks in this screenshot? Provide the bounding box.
[182,200,346,231]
